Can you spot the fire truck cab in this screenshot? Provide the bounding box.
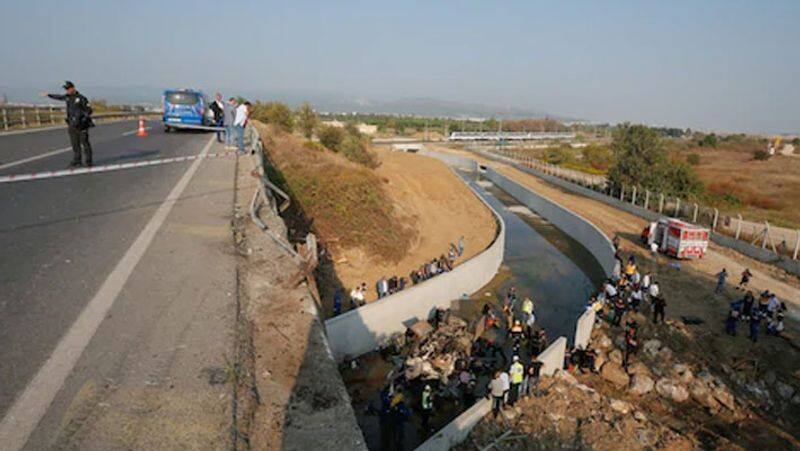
[647,217,709,260]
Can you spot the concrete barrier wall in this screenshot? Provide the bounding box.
[324,170,506,361]
[415,398,492,451]
[573,309,596,350]
[536,336,568,376]
[484,167,616,278]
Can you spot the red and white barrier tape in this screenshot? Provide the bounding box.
[0,151,242,184]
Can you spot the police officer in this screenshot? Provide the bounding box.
[40,81,94,167]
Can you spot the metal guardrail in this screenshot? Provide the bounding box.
[0,105,160,131]
[245,124,301,260]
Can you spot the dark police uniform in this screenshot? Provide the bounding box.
[48,85,94,166]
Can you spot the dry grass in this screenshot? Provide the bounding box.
[256,122,415,263]
[671,139,800,228]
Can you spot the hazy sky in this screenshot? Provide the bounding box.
[2,0,798,133]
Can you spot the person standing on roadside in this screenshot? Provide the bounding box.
[224,97,237,148]
[40,81,94,167]
[208,93,225,143]
[233,100,249,153]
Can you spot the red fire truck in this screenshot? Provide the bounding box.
[646,217,709,259]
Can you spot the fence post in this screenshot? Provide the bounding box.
[644,190,650,210]
[735,214,743,239]
[712,208,719,230]
[2,108,7,130]
[631,186,637,205]
[692,203,699,222]
[49,106,55,124]
[21,108,27,128]
[35,107,41,126]
[762,221,769,250]
[658,193,664,213]
[619,185,625,201]
[794,230,800,261]
[674,198,681,217]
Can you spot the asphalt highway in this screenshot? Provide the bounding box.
[0,121,236,448]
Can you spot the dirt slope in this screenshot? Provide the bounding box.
[332,146,497,304]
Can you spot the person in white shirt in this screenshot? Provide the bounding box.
[349,286,364,309]
[604,281,618,300]
[499,371,510,403]
[232,101,250,153]
[648,281,660,299]
[631,288,644,310]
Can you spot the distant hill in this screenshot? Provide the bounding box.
[0,84,567,120]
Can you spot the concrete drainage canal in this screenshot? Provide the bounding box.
[334,167,607,450]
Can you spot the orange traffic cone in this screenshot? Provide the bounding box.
[137,117,148,137]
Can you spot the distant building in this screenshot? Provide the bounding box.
[319,120,377,136]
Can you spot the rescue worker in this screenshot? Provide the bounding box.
[508,356,524,406]
[390,386,410,449]
[420,385,434,435]
[40,81,94,167]
[521,297,534,326]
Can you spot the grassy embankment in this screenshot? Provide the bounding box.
[255,122,415,264]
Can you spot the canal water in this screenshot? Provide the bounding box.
[342,170,605,450]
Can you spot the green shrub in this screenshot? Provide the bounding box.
[608,123,703,198]
[753,150,770,160]
[687,153,701,165]
[544,146,573,165]
[296,102,317,139]
[318,125,345,151]
[303,140,326,152]
[340,135,377,168]
[252,101,294,132]
[582,144,612,171]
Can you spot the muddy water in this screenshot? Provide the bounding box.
[343,171,605,450]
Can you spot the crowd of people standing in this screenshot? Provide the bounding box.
[207,92,252,153]
[722,268,787,342]
[333,238,466,316]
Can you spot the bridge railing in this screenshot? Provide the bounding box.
[0,105,160,131]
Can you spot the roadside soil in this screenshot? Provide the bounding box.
[329,146,496,306]
[232,157,365,450]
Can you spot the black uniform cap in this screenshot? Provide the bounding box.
[62,81,75,89]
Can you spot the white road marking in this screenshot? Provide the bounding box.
[0,136,215,450]
[0,147,71,170]
[0,122,149,170]
[121,126,152,136]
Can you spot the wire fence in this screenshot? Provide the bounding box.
[481,147,800,263]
